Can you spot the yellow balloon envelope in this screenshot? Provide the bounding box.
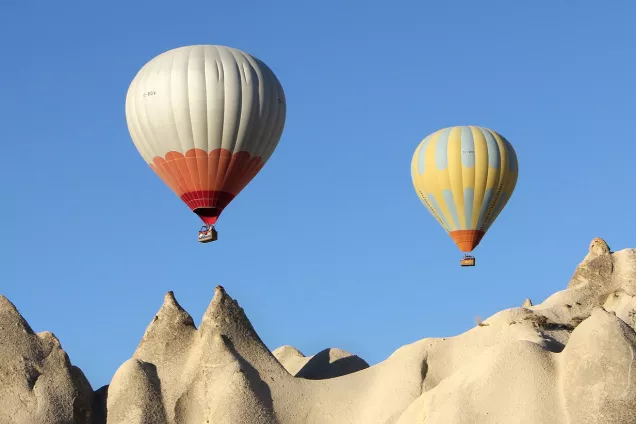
[410,126,518,252]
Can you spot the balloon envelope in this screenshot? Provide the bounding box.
[125,45,286,225]
[410,126,518,252]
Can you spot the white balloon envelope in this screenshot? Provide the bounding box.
[125,45,286,237]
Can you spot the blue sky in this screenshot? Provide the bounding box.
[2,0,634,389]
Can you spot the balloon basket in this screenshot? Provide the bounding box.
[198,226,218,243]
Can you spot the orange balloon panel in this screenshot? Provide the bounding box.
[148,148,264,225]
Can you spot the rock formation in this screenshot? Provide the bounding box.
[272,345,369,379]
[0,296,94,424]
[1,237,635,423]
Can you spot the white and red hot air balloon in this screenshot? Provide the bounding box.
[125,45,286,243]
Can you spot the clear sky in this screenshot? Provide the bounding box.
[2,0,634,389]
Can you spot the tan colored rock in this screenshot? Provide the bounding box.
[0,295,94,424]
[397,340,560,423]
[559,308,636,424]
[106,286,288,424]
[272,346,369,379]
[588,237,611,258]
[107,359,167,424]
[271,345,306,375]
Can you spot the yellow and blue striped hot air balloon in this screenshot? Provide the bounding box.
[410,126,518,260]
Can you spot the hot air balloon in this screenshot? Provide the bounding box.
[125,45,286,243]
[410,126,518,266]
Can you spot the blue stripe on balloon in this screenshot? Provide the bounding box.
[416,134,432,175]
[477,187,494,229]
[461,127,475,168]
[503,138,517,172]
[443,189,460,230]
[482,128,500,169]
[435,127,452,170]
[428,193,451,231]
[488,191,508,226]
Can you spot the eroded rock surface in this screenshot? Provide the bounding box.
[0,296,94,424]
